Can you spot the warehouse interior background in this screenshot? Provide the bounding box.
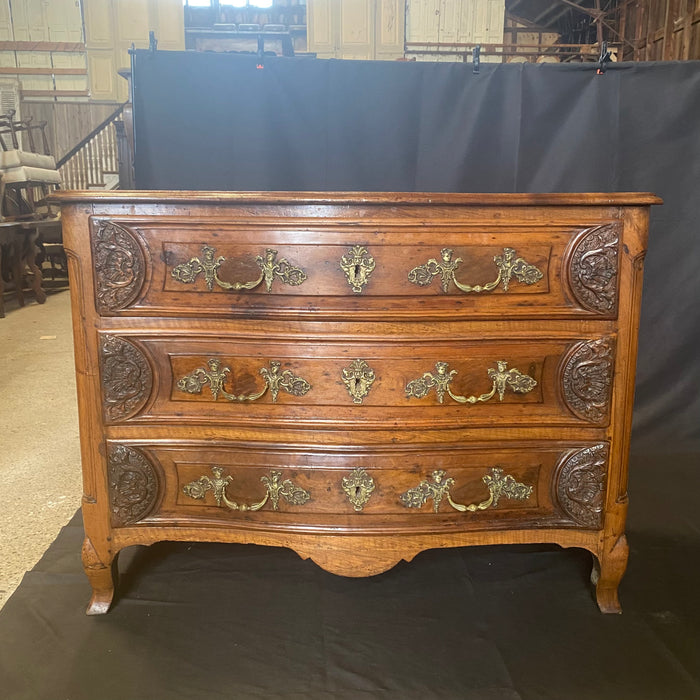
[0,1,699,699]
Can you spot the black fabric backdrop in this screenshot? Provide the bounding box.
[1,53,699,700]
[133,52,700,452]
[1,454,699,699]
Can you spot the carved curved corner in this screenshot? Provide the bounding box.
[566,224,620,314]
[100,335,153,422]
[107,444,160,527]
[91,220,147,313]
[555,443,609,529]
[560,337,615,423]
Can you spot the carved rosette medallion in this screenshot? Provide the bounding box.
[100,335,152,422]
[561,338,615,423]
[555,444,609,528]
[107,444,159,527]
[567,225,620,314]
[91,221,146,313]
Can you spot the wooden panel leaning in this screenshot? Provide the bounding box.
[51,191,661,615]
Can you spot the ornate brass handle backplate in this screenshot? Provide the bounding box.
[408,247,542,293]
[183,466,310,512]
[171,245,307,292]
[177,359,311,403]
[400,468,532,513]
[406,360,536,405]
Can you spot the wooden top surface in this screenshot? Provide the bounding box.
[50,190,663,206]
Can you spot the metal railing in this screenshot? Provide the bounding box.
[57,104,124,190]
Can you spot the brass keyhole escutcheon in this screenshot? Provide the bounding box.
[342,468,375,512]
[340,245,375,293]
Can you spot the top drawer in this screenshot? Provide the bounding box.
[89,216,622,320]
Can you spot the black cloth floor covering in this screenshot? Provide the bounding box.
[1,453,699,700]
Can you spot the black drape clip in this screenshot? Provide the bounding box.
[149,31,158,54]
[596,41,611,75]
[473,45,481,74]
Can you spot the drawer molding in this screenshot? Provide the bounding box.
[171,244,307,293]
[339,244,375,293]
[177,358,312,403]
[92,221,147,313]
[100,335,152,421]
[406,360,537,405]
[400,467,533,514]
[408,246,543,294]
[183,466,310,512]
[560,338,615,423]
[566,224,620,314]
[108,444,159,527]
[555,444,608,528]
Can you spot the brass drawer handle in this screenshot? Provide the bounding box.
[400,468,532,513]
[406,360,536,405]
[408,247,542,293]
[340,244,375,293]
[177,359,311,403]
[171,245,307,292]
[183,467,310,512]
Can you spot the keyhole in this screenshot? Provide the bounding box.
[354,263,361,278]
[354,486,362,498]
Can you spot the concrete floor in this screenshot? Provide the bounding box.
[0,289,82,610]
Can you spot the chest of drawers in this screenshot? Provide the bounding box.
[55,191,660,614]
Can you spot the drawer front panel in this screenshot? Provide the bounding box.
[99,333,615,428]
[90,218,621,319]
[106,441,609,532]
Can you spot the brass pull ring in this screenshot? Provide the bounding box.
[405,360,536,405]
[177,359,311,403]
[400,468,532,513]
[183,467,310,512]
[408,247,542,293]
[171,245,307,293]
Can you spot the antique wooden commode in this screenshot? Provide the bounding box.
[54,190,660,614]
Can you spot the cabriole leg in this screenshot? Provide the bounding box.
[591,534,629,614]
[81,536,118,615]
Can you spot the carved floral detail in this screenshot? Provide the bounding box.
[568,225,619,314]
[107,445,159,527]
[556,444,608,528]
[92,221,146,312]
[561,338,615,423]
[100,335,152,421]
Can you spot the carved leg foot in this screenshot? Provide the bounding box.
[591,534,629,614]
[81,537,117,615]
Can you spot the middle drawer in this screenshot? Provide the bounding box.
[99,332,615,429]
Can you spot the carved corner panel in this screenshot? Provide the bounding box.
[560,337,616,423]
[555,444,609,528]
[100,335,153,422]
[107,444,160,527]
[566,224,620,314]
[91,220,147,313]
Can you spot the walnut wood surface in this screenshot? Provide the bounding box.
[58,192,656,614]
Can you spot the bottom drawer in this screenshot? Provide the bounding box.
[106,441,610,533]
